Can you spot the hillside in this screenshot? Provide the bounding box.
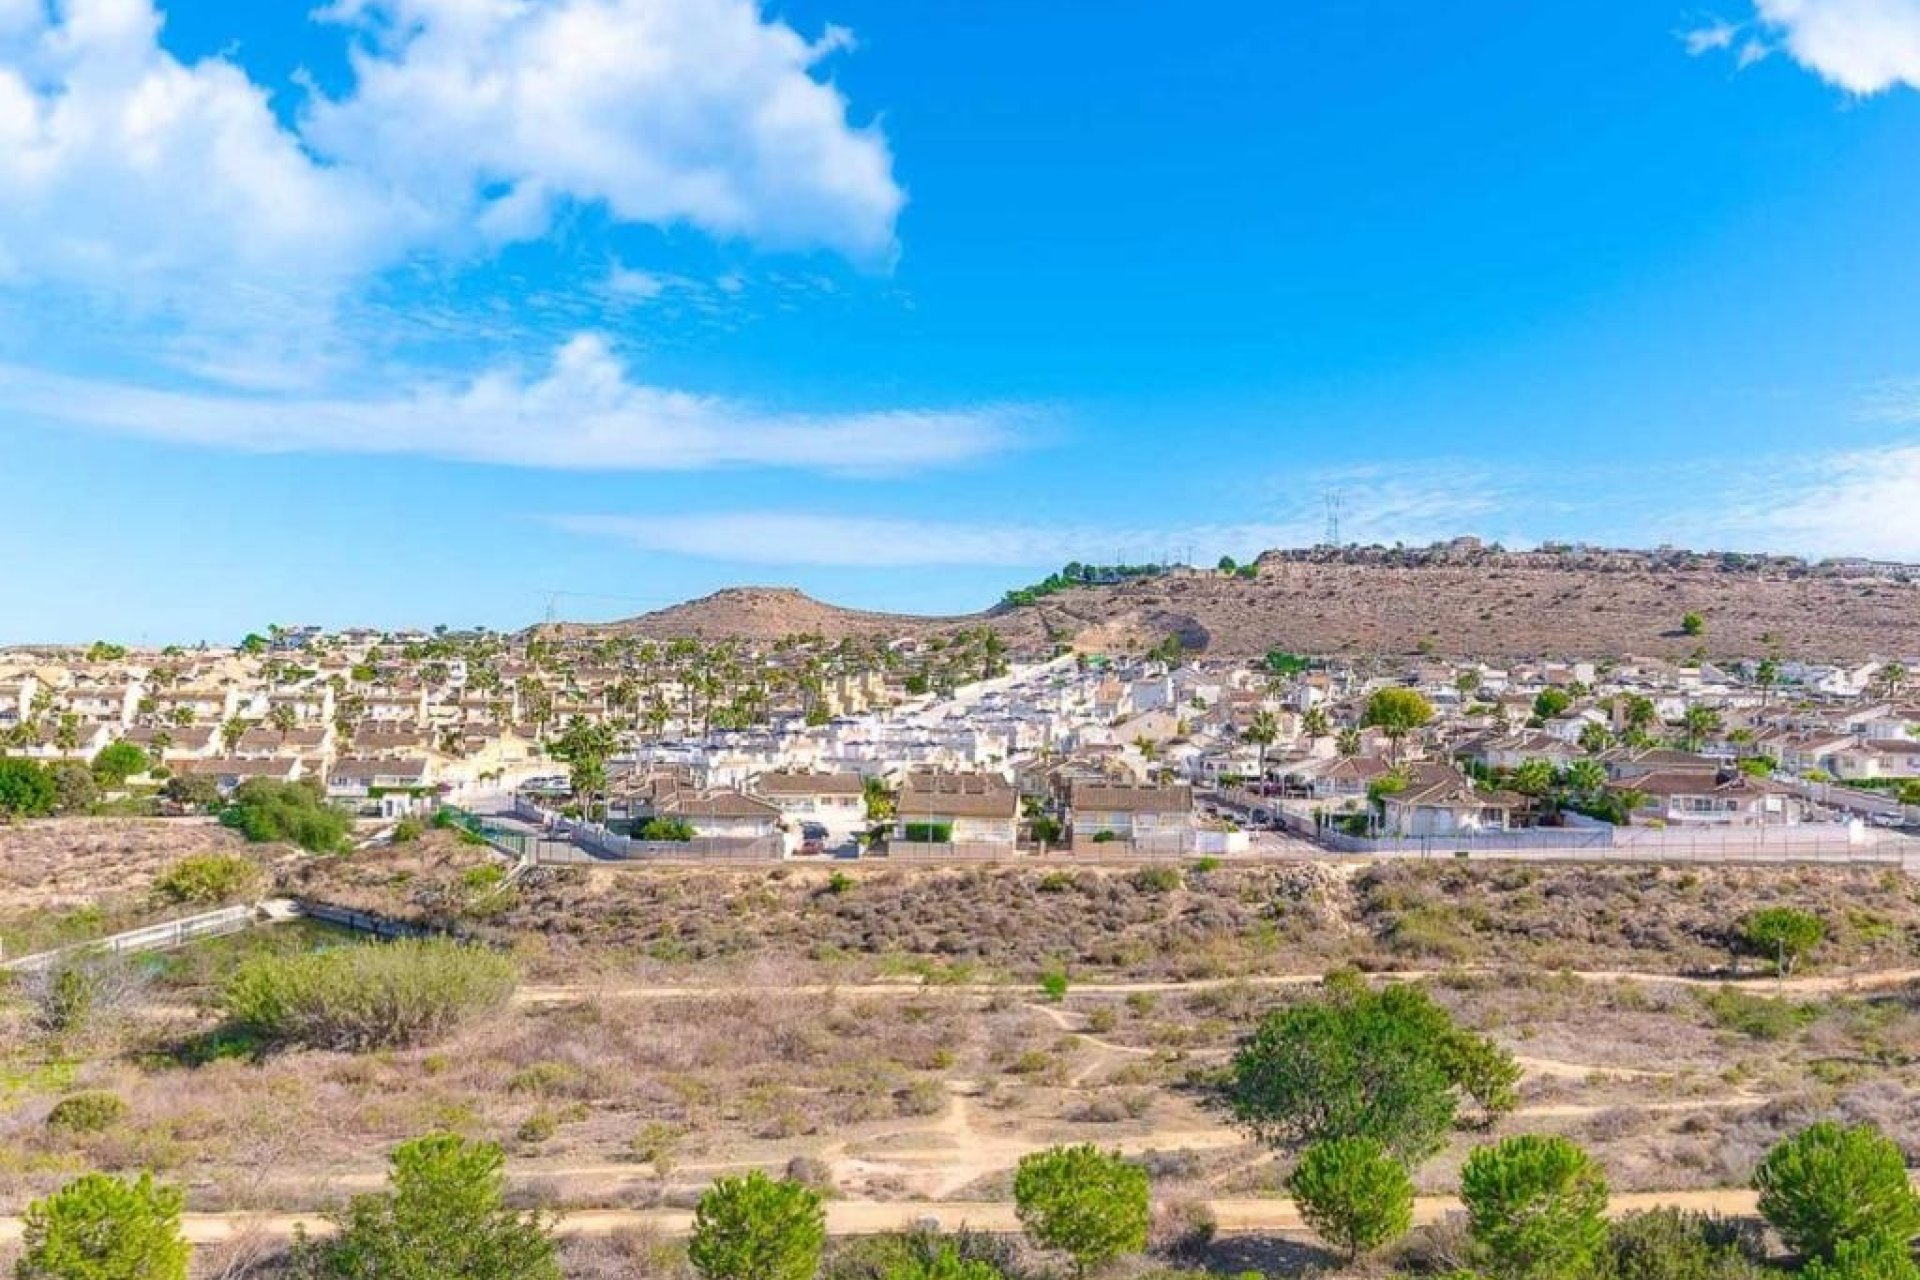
[570,549,1920,660]
[554,586,978,643]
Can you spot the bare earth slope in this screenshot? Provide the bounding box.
[556,586,975,643]
[568,551,1920,659]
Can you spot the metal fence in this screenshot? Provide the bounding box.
[294,900,431,940]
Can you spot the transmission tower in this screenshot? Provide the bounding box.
[1323,490,1344,547]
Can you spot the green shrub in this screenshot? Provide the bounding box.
[879,1239,1006,1280]
[45,1091,130,1135]
[305,1132,558,1279]
[689,1170,826,1280]
[1460,1134,1609,1279]
[391,817,425,844]
[91,741,151,786]
[221,778,351,852]
[1229,976,1519,1162]
[0,757,57,818]
[1753,1122,1920,1262]
[18,1171,189,1280]
[900,823,953,844]
[1129,866,1182,893]
[458,863,508,895]
[160,773,221,811]
[1090,830,1119,843]
[1799,1235,1920,1280]
[1039,966,1069,1002]
[152,852,263,906]
[1698,988,1816,1040]
[639,816,696,842]
[1285,1137,1414,1260]
[1739,907,1826,977]
[1013,1145,1150,1276]
[220,938,517,1051]
[515,1110,558,1145]
[1605,1209,1768,1280]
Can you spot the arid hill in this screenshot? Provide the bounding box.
[553,586,974,643]
[568,551,1920,660]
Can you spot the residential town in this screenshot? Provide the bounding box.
[5,605,1916,866]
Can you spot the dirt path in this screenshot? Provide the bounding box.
[0,1190,1780,1247]
[513,965,1920,1006]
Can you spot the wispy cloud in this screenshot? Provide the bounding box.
[1686,0,1920,94]
[554,441,1920,570]
[1,335,1024,474]
[552,512,1325,568]
[1723,442,1920,559]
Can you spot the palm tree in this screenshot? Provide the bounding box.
[1679,704,1722,753]
[1336,726,1362,757]
[268,703,299,734]
[1563,758,1607,803]
[1300,706,1331,749]
[1578,720,1612,755]
[1243,710,1279,783]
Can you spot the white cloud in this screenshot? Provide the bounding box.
[0,334,1020,472]
[1683,18,1741,54]
[1691,0,1920,93]
[553,504,1499,569]
[0,0,397,321]
[0,0,903,333]
[304,0,903,262]
[1739,442,1920,557]
[0,0,947,470]
[606,265,669,301]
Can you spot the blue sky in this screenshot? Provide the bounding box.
[5,0,1920,643]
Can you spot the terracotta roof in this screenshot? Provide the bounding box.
[330,756,428,782]
[1069,782,1193,814]
[752,770,864,797]
[660,789,781,819]
[899,771,1019,820]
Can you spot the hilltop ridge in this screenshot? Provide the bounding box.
[566,544,1920,660]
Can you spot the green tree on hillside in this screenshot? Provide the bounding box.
[1740,907,1825,978]
[305,1133,558,1280]
[1013,1145,1149,1276]
[1229,975,1517,1163]
[1461,1135,1609,1279]
[17,1171,189,1280]
[689,1171,825,1280]
[1753,1122,1920,1262]
[1285,1137,1413,1260]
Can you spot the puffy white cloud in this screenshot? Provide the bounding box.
[304,0,903,261]
[0,0,903,319]
[1691,0,1920,94]
[0,333,1018,472]
[0,0,395,309]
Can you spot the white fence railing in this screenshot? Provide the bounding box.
[2,904,256,972]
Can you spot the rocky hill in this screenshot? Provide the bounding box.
[555,587,973,643]
[571,549,1920,660]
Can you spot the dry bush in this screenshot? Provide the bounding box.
[221,937,517,1051]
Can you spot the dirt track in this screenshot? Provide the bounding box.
[0,1190,1786,1246]
[512,965,1920,1005]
